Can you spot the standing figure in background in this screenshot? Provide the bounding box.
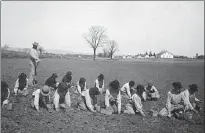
[94,74,105,93]
[28,42,41,86]
[14,73,29,96]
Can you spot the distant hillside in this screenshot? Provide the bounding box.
[4,46,92,55]
[6,47,30,53]
[45,49,76,55]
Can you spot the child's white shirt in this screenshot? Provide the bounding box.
[77,81,87,95]
[121,82,132,99]
[32,89,41,110]
[81,89,94,111]
[95,79,104,92]
[145,85,158,93]
[105,89,121,113]
[131,93,144,114]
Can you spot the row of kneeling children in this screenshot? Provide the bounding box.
[1,72,202,119]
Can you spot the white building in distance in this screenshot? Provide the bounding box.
[157,50,174,58]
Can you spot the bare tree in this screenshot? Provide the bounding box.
[84,26,108,60]
[107,40,118,59]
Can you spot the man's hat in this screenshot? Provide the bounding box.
[32,42,39,47]
[40,85,50,96]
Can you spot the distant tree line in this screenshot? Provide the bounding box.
[1,50,29,59]
[145,51,157,57]
[174,55,189,59]
[1,49,94,59]
[196,55,204,59]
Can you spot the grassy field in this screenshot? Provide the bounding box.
[1,58,204,133]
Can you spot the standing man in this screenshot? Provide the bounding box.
[29,42,41,86]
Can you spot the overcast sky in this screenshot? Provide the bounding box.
[1,1,204,56]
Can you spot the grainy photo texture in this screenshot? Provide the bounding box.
[1,1,204,133]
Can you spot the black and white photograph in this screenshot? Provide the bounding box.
[1,1,204,133]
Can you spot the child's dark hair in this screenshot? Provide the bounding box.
[109,80,120,90]
[18,73,27,91]
[51,73,58,78]
[129,81,135,87]
[136,84,145,96]
[98,74,104,81]
[79,78,86,92]
[67,75,72,82]
[89,87,100,96]
[66,71,72,76]
[79,77,86,84]
[189,84,198,93]
[172,82,182,90]
[57,82,69,100]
